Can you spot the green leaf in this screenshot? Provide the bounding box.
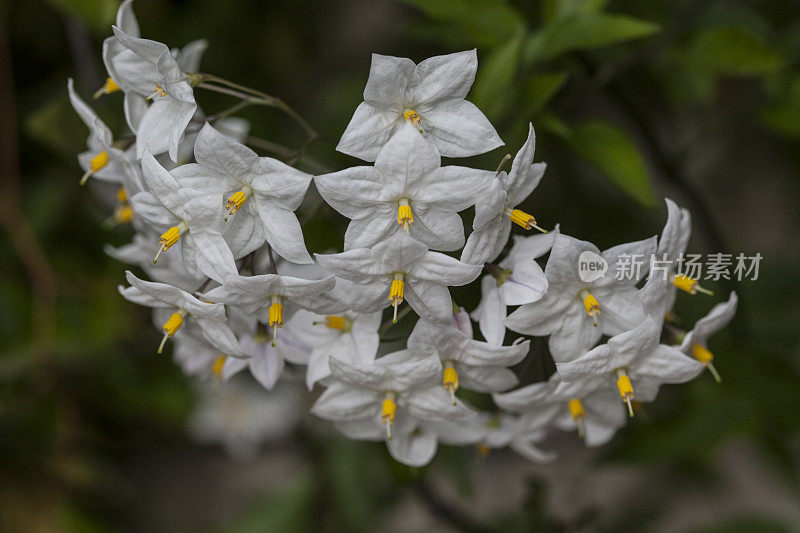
[399,0,526,48]
[523,13,660,65]
[541,0,609,23]
[45,0,118,32]
[685,26,784,76]
[760,75,800,137]
[566,120,657,206]
[535,111,571,139]
[471,30,524,119]
[522,71,569,115]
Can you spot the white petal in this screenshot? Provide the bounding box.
[407,49,477,105]
[253,200,313,264]
[336,102,400,162]
[421,100,503,158]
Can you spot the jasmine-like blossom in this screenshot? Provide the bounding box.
[336,49,503,161]
[678,292,738,382]
[462,123,548,265]
[505,233,656,363]
[557,318,705,417]
[176,123,314,262]
[315,230,481,323]
[317,123,494,251]
[105,233,204,292]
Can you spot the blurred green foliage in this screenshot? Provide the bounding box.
[2,0,800,531]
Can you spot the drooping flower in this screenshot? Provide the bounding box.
[315,230,481,323]
[317,123,494,251]
[678,292,738,383]
[462,123,548,265]
[105,233,204,292]
[175,123,314,263]
[336,50,503,161]
[505,233,656,362]
[557,317,705,417]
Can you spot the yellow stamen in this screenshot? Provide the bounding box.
[397,198,413,233]
[211,354,227,379]
[568,398,586,440]
[324,315,347,330]
[403,109,423,132]
[116,187,128,203]
[114,204,134,224]
[80,151,109,185]
[505,208,547,233]
[224,186,252,220]
[94,77,121,99]
[268,296,283,347]
[476,443,491,457]
[443,362,459,405]
[158,310,185,354]
[389,273,405,323]
[381,393,397,440]
[692,344,721,383]
[145,82,168,101]
[153,221,187,263]
[581,292,601,327]
[615,369,635,418]
[673,274,714,296]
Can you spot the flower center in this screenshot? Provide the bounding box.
[672,274,714,296]
[443,361,459,405]
[504,207,546,233]
[615,368,635,418]
[93,77,121,99]
[268,295,283,347]
[692,344,721,383]
[324,315,350,331]
[403,109,423,132]
[397,197,413,233]
[114,205,134,224]
[579,290,601,327]
[212,354,227,379]
[146,82,168,101]
[381,392,397,440]
[568,398,586,440]
[158,309,186,354]
[154,221,189,263]
[225,185,253,220]
[389,273,405,323]
[476,443,492,457]
[80,150,109,185]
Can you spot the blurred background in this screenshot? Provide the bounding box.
[1,0,800,531]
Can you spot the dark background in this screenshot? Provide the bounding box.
[1,0,799,530]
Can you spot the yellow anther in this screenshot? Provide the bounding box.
[154,222,186,263]
[673,274,714,296]
[116,187,128,203]
[692,344,721,383]
[403,109,423,132]
[268,295,283,347]
[389,273,405,323]
[225,189,249,219]
[381,393,397,440]
[158,311,185,354]
[114,204,134,224]
[324,315,348,330]
[94,77,121,99]
[615,369,635,418]
[146,82,168,101]
[476,443,491,458]
[443,362,459,405]
[80,150,110,185]
[397,198,413,233]
[568,398,586,440]
[582,292,601,327]
[212,354,227,379]
[506,208,547,233]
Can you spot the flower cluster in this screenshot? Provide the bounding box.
[70,0,737,467]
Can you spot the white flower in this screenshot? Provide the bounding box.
[505,233,656,362]
[471,229,556,345]
[317,123,494,251]
[557,317,705,417]
[494,375,626,446]
[462,123,548,265]
[175,123,313,263]
[130,150,237,282]
[172,333,221,378]
[119,271,245,356]
[105,233,204,292]
[315,230,481,323]
[407,319,529,400]
[111,25,204,161]
[678,292,738,383]
[638,198,712,320]
[203,272,335,345]
[336,49,503,161]
[286,309,382,390]
[67,78,140,188]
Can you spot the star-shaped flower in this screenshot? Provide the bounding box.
[336,49,503,161]
[317,122,494,251]
[678,292,738,383]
